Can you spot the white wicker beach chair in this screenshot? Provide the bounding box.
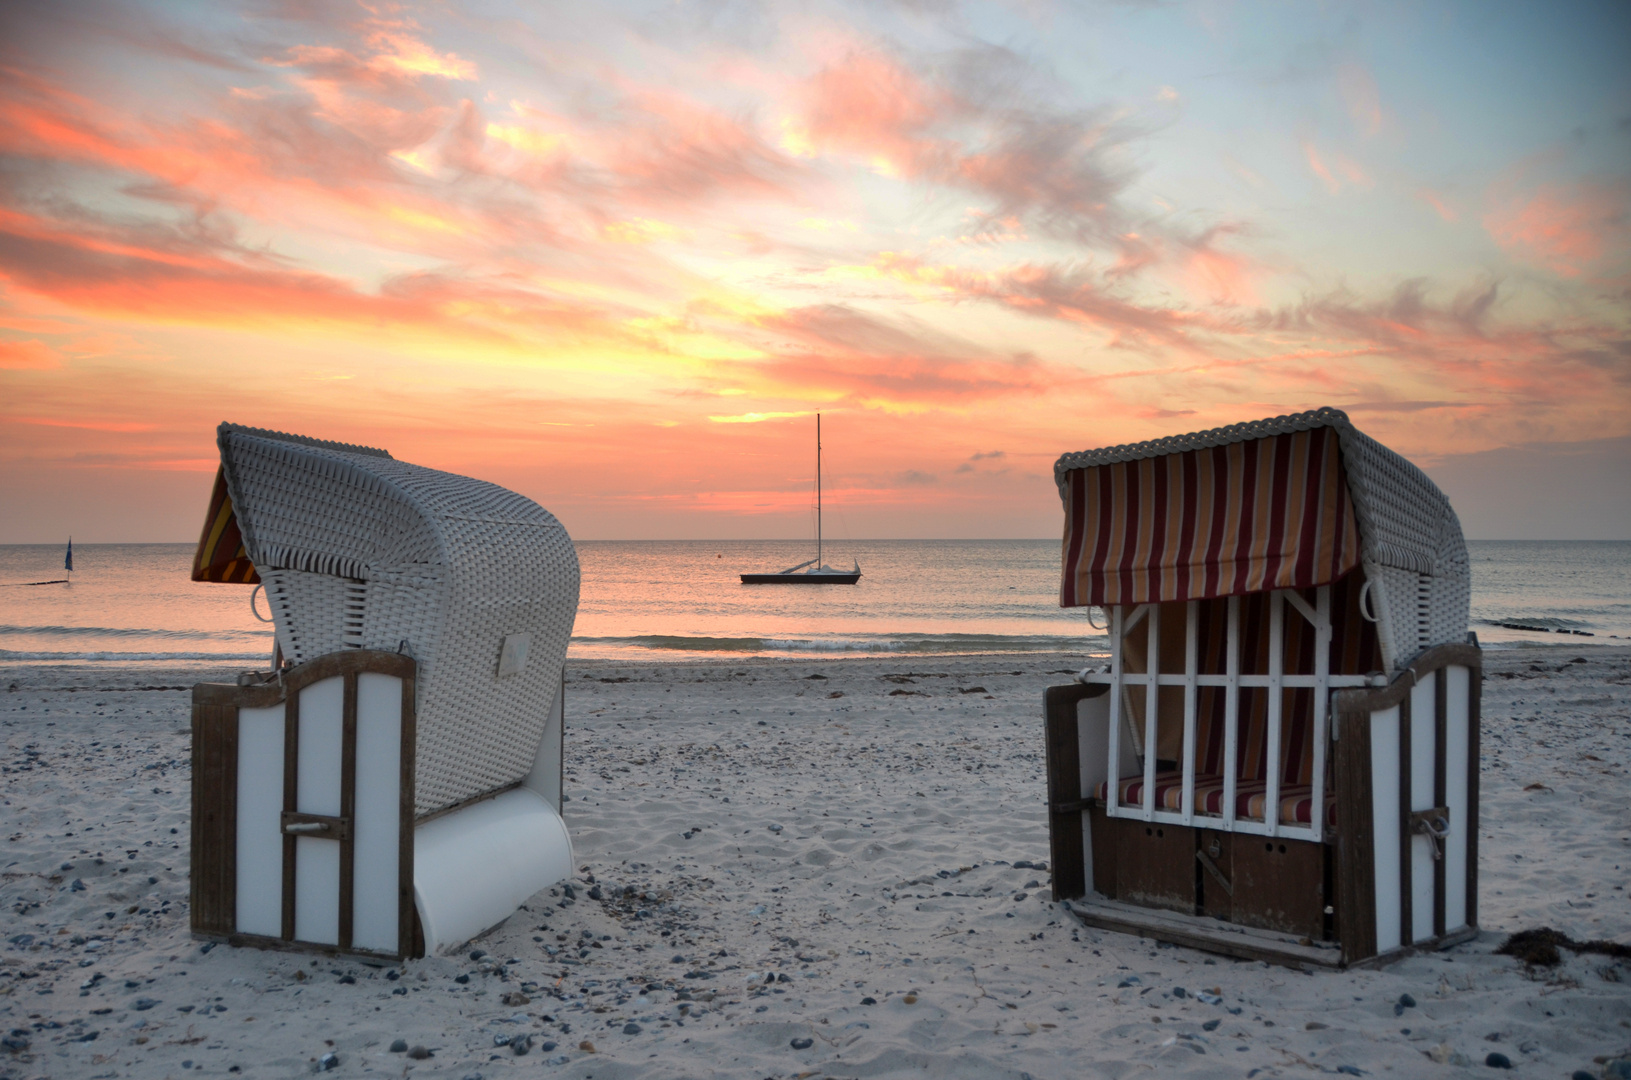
[189,424,580,957]
[1042,407,1479,968]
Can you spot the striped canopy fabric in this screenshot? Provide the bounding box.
[191,467,260,584]
[1060,425,1359,607]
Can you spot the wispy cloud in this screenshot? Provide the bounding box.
[1418,187,1458,222]
[1336,64,1382,137]
[1484,180,1628,277]
[1302,140,1341,195]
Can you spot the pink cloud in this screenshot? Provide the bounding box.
[1484,180,1628,277]
[788,46,1133,239]
[1302,141,1340,195]
[1336,64,1382,137]
[1418,188,1458,222]
[1182,226,1259,306]
[1335,153,1372,190]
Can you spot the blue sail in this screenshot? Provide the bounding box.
[64,538,73,573]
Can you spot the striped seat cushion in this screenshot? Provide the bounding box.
[1094,771,1336,827]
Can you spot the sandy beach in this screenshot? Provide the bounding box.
[2,646,1627,1079]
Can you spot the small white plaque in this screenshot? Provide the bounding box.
[497,633,531,678]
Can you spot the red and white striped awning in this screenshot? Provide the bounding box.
[1059,424,1359,606]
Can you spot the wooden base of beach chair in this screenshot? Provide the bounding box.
[1084,810,1336,941]
[1063,895,1344,970]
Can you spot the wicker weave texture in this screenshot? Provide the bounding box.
[216,424,581,815]
[1053,408,1471,673]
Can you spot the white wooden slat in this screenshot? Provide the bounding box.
[1223,596,1240,830]
[1410,672,1438,944]
[235,705,285,938]
[1311,585,1331,843]
[1265,591,1283,837]
[1142,604,1160,822]
[1283,588,1319,627]
[1443,665,1471,929]
[295,676,344,946]
[294,838,340,946]
[1181,599,1198,825]
[352,672,402,954]
[1371,704,1403,953]
[1106,605,1123,819]
[1080,673,1373,688]
[1140,806,1317,840]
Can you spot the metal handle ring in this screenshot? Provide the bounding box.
[249,583,273,623]
[1358,579,1379,623]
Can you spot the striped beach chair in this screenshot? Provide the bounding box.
[188,424,580,958]
[1043,408,1479,968]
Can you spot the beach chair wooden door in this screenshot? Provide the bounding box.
[191,650,419,959]
[1332,644,1480,963]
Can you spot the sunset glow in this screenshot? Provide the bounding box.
[1,1,1627,542]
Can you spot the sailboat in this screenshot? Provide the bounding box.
[741,414,861,585]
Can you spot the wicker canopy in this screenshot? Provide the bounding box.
[200,423,580,816]
[1055,407,1469,672]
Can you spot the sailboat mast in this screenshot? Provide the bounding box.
[816,413,822,568]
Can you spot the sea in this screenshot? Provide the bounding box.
[0,540,1626,668]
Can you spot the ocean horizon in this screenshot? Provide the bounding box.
[2,539,1626,667]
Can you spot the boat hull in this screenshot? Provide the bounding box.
[740,572,860,585]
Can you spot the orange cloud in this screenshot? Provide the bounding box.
[12,416,158,433]
[707,410,815,423]
[0,338,59,369]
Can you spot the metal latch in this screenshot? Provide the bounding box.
[1409,807,1451,860]
[281,812,350,841]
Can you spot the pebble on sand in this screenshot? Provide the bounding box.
[388,1039,408,1053]
[791,1037,814,1050]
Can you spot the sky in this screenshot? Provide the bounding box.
[0,0,1627,543]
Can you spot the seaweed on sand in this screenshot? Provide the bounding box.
[1496,927,1631,967]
